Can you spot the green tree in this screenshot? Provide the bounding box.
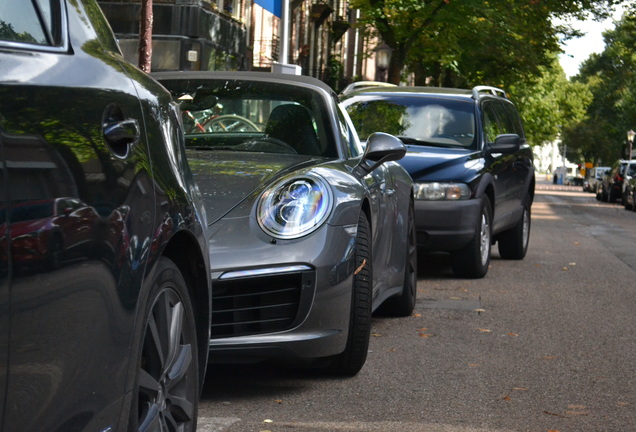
[509,56,592,151]
[350,0,623,87]
[567,10,636,163]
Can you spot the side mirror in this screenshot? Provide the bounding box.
[355,132,406,175]
[488,134,520,154]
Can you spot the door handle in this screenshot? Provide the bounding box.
[102,104,140,158]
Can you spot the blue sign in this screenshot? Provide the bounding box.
[255,0,281,17]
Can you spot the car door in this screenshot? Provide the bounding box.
[482,100,523,232]
[0,1,155,430]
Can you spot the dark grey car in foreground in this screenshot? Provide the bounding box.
[342,85,535,278]
[0,1,211,430]
[154,71,416,375]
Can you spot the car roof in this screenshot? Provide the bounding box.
[341,85,510,102]
[152,71,335,95]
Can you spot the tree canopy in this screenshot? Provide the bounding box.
[350,0,622,88]
[561,10,636,164]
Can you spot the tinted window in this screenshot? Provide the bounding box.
[503,102,525,137]
[482,102,502,143]
[0,0,50,45]
[491,101,516,134]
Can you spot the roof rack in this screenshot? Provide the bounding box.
[472,86,507,99]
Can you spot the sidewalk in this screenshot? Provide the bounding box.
[535,177,585,192]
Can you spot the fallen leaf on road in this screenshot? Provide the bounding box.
[477,328,491,333]
[543,411,567,418]
[371,333,382,337]
[507,332,519,337]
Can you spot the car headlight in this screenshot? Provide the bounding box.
[257,174,333,239]
[413,182,471,200]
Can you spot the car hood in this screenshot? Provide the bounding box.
[397,145,483,182]
[186,150,320,224]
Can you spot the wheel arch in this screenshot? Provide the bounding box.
[162,230,211,386]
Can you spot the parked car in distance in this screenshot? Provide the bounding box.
[154,71,416,376]
[597,160,636,203]
[0,1,211,431]
[566,176,585,188]
[585,166,610,193]
[341,84,535,278]
[620,161,636,209]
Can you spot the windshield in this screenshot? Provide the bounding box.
[343,94,477,149]
[158,78,337,158]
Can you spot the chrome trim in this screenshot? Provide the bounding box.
[219,264,312,280]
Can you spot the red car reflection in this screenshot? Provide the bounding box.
[4,198,99,271]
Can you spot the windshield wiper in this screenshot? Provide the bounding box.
[397,136,437,145]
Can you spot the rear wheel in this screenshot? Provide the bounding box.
[498,199,531,260]
[328,212,372,376]
[451,196,492,279]
[129,257,199,432]
[381,200,417,317]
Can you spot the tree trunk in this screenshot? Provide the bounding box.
[139,0,153,73]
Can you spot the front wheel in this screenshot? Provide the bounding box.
[129,257,199,432]
[498,200,531,260]
[381,200,417,317]
[451,196,492,279]
[327,212,373,376]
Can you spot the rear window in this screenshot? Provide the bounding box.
[0,0,65,48]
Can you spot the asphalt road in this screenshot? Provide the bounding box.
[198,180,636,432]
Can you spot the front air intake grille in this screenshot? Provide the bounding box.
[211,270,313,338]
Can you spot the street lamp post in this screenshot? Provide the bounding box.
[628,129,635,160]
[374,43,392,82]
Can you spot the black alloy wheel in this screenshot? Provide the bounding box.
[130,257,199,432]
[382,199,417,316]
[451,196,492,279]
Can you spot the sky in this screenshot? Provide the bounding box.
[558,6,626,78]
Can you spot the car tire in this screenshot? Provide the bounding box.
[328,212,373,376]
[381,200,417,317]
[624,189,633,210]
[129,257,199,431]
[498,199,531,260]
[451,196,492,279]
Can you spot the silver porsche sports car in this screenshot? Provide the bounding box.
[154,71,416,375]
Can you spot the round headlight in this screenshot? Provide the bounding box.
[257,175,333,239]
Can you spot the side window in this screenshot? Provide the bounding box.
[491,101,516,134]
[336,102,363,158]
[482,103,501,144]
[0,0,62,47]
[503,103,525,137]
